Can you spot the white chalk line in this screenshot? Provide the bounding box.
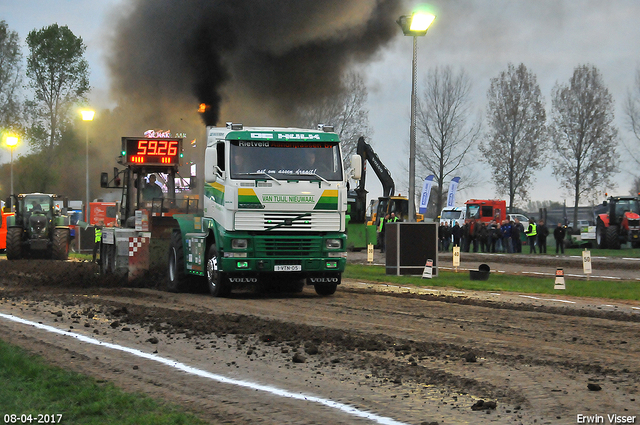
[0,312,409,425]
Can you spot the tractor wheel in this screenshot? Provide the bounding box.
[52,228,69,260]
[206,244,231,297]
[167,230,193,292]
[6,228,23,260]
[596,222,607,249]
[606,225,621,249]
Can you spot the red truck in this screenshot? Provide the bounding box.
[464,199,507,233]
[89,202,119,226]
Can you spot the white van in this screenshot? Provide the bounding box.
[439,207,465,227]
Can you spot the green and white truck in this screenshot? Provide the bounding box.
[168,123,361,296]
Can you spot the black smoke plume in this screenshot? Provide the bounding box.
[108,0,406,126]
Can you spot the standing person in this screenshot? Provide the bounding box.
[537,219,549,254]
[438,222,446,252]
[92,221,103,263]
[378,214,390,253]
[442,222,451,252]
[525,218,537,253]
[478,222,489,253]
[451,222,462,248]
[512,218,524,253]
[461,223,470,252]
[501,219,513,253]
[554,223,566,254]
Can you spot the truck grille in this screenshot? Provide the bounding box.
[254,238,321,257]
[235,212,340,231]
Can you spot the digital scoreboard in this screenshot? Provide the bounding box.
[122,137,182,166]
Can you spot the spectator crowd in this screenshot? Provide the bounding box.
[438,217,567,254]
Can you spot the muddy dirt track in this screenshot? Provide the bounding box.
[0,257,639,425]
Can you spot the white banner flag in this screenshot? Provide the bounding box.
[446,177,461,208]
[419,175,435,214]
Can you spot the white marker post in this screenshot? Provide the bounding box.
[582,249,592,280]
[422,259,433,279]
[453,246,460,272]
[554,268,566,290]
[367,243,374,265]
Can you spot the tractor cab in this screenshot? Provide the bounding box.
[596,195,640,249]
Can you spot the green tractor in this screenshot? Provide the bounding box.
[5,193,71,260]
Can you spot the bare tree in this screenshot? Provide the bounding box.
[0,21,23,135]
[623,67,640,174]
[296,72,371,160]
[550,64,619,227]
[415,66,481,214]
[481,63,547,210]
[631,176,640,196]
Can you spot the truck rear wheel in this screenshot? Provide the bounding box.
[6,228,23,260]
[206,245,231,297]
[52,228,69,260]
[167,230,192,292]
[606,225,621,249]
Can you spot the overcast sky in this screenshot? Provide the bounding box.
[2,0,640,209]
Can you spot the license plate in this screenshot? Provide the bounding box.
[274,265,302,272]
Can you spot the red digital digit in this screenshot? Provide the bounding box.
[148,140,158,155]
[167,141,178,156]
[158,140,168,155]
[137,140,148,155]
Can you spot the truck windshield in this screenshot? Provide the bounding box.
[229,140,343,181]
[466,205,480,219]
[442,210,461,220]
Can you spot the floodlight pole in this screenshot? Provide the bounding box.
[408,35,418,222]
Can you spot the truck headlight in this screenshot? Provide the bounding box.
[232,239,248,249]
[325,238,342,249]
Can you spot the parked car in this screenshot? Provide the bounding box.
[508,213,530,223]
[567,220,590,229]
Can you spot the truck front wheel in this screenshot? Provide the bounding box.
[311,275,341,296]
[206,245,231,297]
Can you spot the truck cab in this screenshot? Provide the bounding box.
[169,123,360,297]
[465,199,507,233]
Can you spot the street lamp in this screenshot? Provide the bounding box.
[5,135,18,199]
[81,110,95,224]
[397,12,435,221]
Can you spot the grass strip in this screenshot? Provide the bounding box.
[0,339,212,425]
[345,264,640,301]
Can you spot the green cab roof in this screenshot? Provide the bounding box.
[207,126,340,143]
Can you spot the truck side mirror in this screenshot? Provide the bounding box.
[204,148,217,182]
[351,154,362,180]
[100,172,109,188]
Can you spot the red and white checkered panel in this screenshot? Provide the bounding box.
[128,237,148,256]
[128,237,149,281]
